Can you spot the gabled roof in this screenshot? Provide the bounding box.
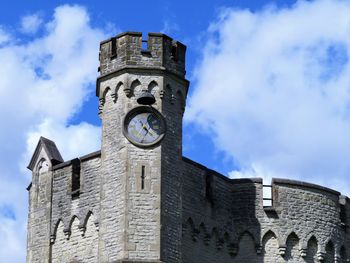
[27,137,64,171]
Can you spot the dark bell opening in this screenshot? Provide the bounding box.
[137,90,156,105]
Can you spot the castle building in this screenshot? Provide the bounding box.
[26,32,350,263]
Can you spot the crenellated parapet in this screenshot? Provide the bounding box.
[98,32,186,77]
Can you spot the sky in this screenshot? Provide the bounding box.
[1,0,350,261]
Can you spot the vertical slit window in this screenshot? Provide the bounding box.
[205,172,213,203]
[71,158,81,198]
[141,165,145,190]
[110,37,117,58]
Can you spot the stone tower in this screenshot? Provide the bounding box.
[26,32,188,263]
[96,32,188,262]
[26,32,350,263]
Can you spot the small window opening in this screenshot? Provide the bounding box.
[141,165,145,190]
[263,185,273,207]
[205,171,213,203]
[110,37,117,58]
[71,158,81,198]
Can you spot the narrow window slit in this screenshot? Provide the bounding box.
[110,37,117,58]
[141,165,145,190]
[71,158,81,198]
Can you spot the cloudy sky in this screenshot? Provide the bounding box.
[1,0,350,261]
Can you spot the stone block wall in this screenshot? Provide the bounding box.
[50,152,101,262]
[181,158,350,262]
[26,169,52,263]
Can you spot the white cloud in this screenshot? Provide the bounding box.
[187,0,350,196]
[0,27,11,45]
[20,13,43,34]
[0,5,109,262]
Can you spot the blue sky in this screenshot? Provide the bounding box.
[2,0,350,261]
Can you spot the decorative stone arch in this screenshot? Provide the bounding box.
[235,230,258,257]
[127,79,141,98]
[206,227,222,250]
[262,229,278,247]
[183,217,199,242]
[262,229,279,258]
[261,229,278,244]
[198,222,212,245]
[148,80,159,95]
[237,229,259,247]
[302,231,321,251]
[284,231,301,259]
[281,229,301,247]
[64,215,80,239]
[78,210,98,236]
[51,219,64,243]
[324,236,335,249]
[324,238,335,262]
[35,157,50,174]
[98,86,111,116]
[84,210,98,228]
[101,86,111,100]
[112,81,124,102]
[304,235,319,260]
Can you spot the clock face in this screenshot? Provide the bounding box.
[123,107,166,147]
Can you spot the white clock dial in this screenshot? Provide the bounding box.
[123,107,166,147]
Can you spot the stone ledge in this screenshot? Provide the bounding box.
[272,178,340,196]
[183,156,263,184]
[52,150,101,170]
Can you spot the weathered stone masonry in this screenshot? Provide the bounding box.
[26,32,350,263]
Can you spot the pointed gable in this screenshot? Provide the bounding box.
[27,137,64,171]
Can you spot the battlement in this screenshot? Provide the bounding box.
[98,32,186,77]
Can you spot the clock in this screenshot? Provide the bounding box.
[123,106,166,147]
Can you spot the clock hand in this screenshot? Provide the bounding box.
[147,127,156,136]
[136,123,147,138]
[140,127,149,142]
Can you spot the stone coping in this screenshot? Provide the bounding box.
[182,156,262,184]
[52,150,101,170]
[272,178,340,196]
[100,31,173,45]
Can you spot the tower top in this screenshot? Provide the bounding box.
[98,32,186,77]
